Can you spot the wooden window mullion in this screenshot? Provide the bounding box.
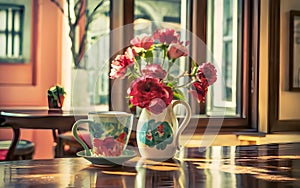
[11,9,15,56]
[5,8,8,55]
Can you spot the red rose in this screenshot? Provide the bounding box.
[109,48,135,79]
[142,64,167,79]
[130,34,154,50]
[190,81,209,103]
[153,28,180,45]
[196,62,217,85]
[128,77,173,114]
[167,43,188,59]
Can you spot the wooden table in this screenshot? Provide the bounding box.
[0,110,87,160]
[0,142,300,187]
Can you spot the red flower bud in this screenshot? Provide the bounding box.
[167,43,188,59]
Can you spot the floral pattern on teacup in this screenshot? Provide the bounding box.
[138,119,173,150]
[93,131,127,156]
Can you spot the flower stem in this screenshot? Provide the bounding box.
[167,59,176,73]
[175,79,197,89]
[174,71,189,79]
[161,45,167,67]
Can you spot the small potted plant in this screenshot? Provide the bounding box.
[48,85,66,110]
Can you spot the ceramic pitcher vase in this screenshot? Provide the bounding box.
[136,100,191,160]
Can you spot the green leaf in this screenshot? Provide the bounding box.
[173,89,186,101]
[48,85,66,98]
[166,81,177,90]
[128,98,134,109]
[144,50,153,59]
[191,61,198,76]
[128,74,134,81]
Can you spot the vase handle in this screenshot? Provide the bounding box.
[172,100,192,150]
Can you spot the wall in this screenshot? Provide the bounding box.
[279,0,300,120]
[0,0,62,107]
[259,0,300,132]
[0,0,63,159]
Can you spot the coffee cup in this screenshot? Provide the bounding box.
[72,111,133,157]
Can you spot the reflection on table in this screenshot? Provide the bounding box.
[1,142,300,187]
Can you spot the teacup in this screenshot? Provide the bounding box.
[72,111,133,157]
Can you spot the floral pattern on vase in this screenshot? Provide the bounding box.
[138,119,173,150]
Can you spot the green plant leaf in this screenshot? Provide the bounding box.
[191,62,198,76]
[173,89,186,101]
[144,50,153,59]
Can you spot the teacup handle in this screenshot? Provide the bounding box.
[72,119,93,156]
[172,100,192,150]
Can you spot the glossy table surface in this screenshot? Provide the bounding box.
[1,142,300,187]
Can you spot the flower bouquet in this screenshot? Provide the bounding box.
[110,28,217,114]
[109,28,217,159]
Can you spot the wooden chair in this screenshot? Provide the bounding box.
[0,117,35,160]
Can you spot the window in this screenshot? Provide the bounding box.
[206,0,243,116]
[0,0,32,63]
[76,0,258,131]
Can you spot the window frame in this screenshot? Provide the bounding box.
[193,0,260,132]
[109,0,259,133]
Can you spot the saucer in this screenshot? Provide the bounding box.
[77,149,137,166]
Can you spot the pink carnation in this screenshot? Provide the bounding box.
[141,64,167,79]
[109,48,135,79]
[153,28,180,45]
[196,62,217,85]
[130,34,154,50]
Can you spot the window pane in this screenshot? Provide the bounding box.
[86,0,110,108]
[14,10,20,31]
[0,10,6,30]
[134,0,183,34]
[206,0,243,117]
[13,34,19,56]
[0,34,5,56]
